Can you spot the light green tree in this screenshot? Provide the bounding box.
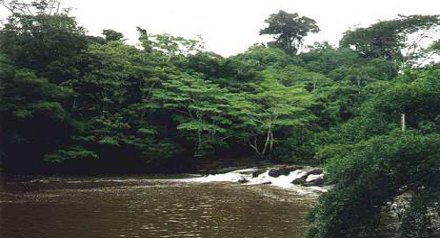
[245,76,314,157]
[154,73,236,156]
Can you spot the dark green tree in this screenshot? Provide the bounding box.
[307,132,440,238]
[0,57,77,171]
[260,10,320,55]
[102,29,124,41]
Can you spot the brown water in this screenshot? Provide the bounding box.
[0,176,316,238]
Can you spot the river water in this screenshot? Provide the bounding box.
[0,175,317,238]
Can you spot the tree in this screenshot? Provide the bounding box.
[308,69,440,237]
[0,57,77,171]
[0,0,88,83]
[306,132,440,238]
[0,0,72,15]
[234,44,295,70]
[102,29,124,42]
[301,42,361,74]
[373,68,440,133]
[67,40,180,162]
[260,10,320,55]
[262,65,331,90]
[340,15,440,68]
[244,77,314,158]
[153,73,236,157]
[137,28,204,62]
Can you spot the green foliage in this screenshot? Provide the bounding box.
[429,39,440,53]
[137,28,204,61]
[262,65,331,90]
[44,146,98,163]
[1,62,72,121]
[398,195,431,238]
[302,42,361,74]
[372,69,440,131]
[235,45,296,69]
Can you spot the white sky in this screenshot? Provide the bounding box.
[1,0,439,56]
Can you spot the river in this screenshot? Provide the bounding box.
[0,175,317,238]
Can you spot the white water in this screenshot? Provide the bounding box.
[306,174,324,182]
[186,168,329,194]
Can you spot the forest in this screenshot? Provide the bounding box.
[1,0,440,237]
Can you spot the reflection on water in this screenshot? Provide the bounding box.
[1,176,316,238]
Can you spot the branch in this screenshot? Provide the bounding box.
[0,0,14,13]
[172,108,193,118]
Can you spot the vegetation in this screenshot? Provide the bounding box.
[1,1,440,237]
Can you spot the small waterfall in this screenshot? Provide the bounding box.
[188,167,329,193]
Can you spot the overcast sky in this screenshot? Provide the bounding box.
[1,0,439,56]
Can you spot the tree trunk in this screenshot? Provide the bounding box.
[262,127,272,155]
[72,97,77,111]
[195,129,202,157]
[269,131,274,153]
[248,137,263,158]
[401,113,406,132]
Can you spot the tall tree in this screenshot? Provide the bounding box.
[260,10,320,55]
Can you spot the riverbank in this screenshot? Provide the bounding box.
[1,154,320,176]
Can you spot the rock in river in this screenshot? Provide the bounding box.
[268,168,291,177]
[304,174,325,186]
[305,169,323,176]
[268,166,303,178]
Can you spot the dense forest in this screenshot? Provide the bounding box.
[1,0,440,237]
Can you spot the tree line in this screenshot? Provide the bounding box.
[1,1,440,237]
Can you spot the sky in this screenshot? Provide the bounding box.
[1,0,439,56]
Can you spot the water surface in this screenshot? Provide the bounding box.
[1,176,316,238]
